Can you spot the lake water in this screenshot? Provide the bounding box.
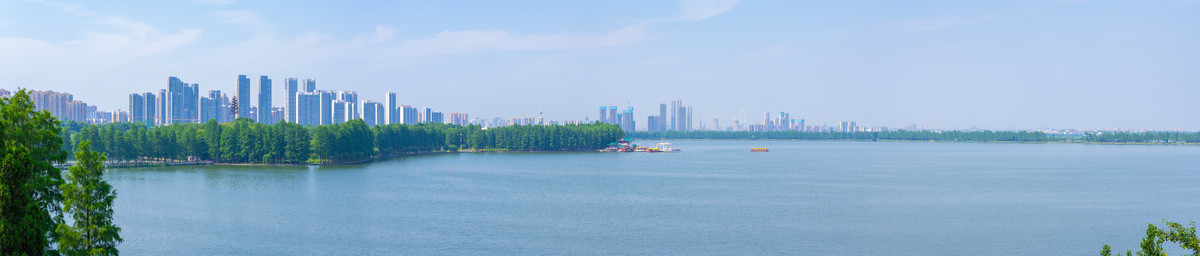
[108,141,1200,255]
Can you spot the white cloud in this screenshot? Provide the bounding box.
[11,1,203,59]
[213,10,271,31]
[295,31,331,47]
[196,0,235,5]
[393,23,648,56]
[29,0,94,16]
[354,25,397,45]
[876,16,996,35]
[678,0,739,21]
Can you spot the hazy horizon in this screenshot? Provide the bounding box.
[1,0,1197,131]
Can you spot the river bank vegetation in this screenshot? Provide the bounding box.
[629,130,1200,144]
[2,89,122,255]
[58,118,625,165]
[1101,220,1199,256]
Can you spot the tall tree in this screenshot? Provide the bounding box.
[0,89,68,255]
[55,140,122,256]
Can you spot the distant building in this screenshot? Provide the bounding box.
[400,105,418,124]
[257,76,272,123]
[332,100,348,124]
[319,90,335,125]
[237,75,252,120]
[449,112,469,126]
[431,111,443,123]
[362,101,382,126]
[129,93,144,124]
[422,107,433,123]
[385,92,397,125]
[337,91,358,121]
[618,107,635,132]
[285,78,298,123]
[297,92,322,126]
[598,106,607,124]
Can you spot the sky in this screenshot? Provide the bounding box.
[0,0,1198,131]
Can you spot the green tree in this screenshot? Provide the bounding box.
[0,89,69,255]
[1104,220,1200,256]
[55,140,122,256]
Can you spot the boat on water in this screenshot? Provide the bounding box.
[653,142,681,153]
[751,148,769,152]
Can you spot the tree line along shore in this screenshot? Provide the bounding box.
[58,118,627,165]
[627,130,1200,144]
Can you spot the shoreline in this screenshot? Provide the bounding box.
[101,148,605,169]
[94,139,1197,170]
[626,138,1200,146]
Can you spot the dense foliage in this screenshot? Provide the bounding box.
[58,119,624,165]
[0,89,68,255]
[56,140,122,256]
[1102,220,1199,256]
[1082,132,1200,144]
[629,130,1052,142]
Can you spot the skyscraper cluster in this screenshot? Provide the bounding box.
[130,76,202,125]
[597,105,636,132]
[123,75,466,128]
[14,89,115,124]
[641,99,691,132]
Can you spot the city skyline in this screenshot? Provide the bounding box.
[1,1,1197,130]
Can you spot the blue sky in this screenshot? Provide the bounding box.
[1,0,1197,130]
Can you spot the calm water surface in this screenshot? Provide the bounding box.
[109,141,1200,255]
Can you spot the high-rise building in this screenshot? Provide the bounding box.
[303,79,316,92]
[337,91,358,121]
[385,92,397,125]
[449,113,469,126]
[764,112,772,130]
[200,90,223,123]
[619,107,635,132]
[164,77,200,124]
[332,100,347,124]
[167,77,185,124]
[422,108,433,123]
[271,107,284,124]
[362,101,382,126]
[129,93,144,124]
[400,105,418,124]
[142,92,157,126]
[319,90,335,125]
[27,90,96,123]
[598,106,607,124]
[607,106,617,124]
[237,75,251,120]
[156,89,167,125]
[200,95,215,123]
[658,103,667,131]
[647,116,659,132]
[297,92,321,126]
[670,100,680,130]
[258,76,272,123]
[431,111,444,123]
[286,78,298,123]
[686,106,693,131]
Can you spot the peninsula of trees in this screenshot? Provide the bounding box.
[58,118,626,165]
